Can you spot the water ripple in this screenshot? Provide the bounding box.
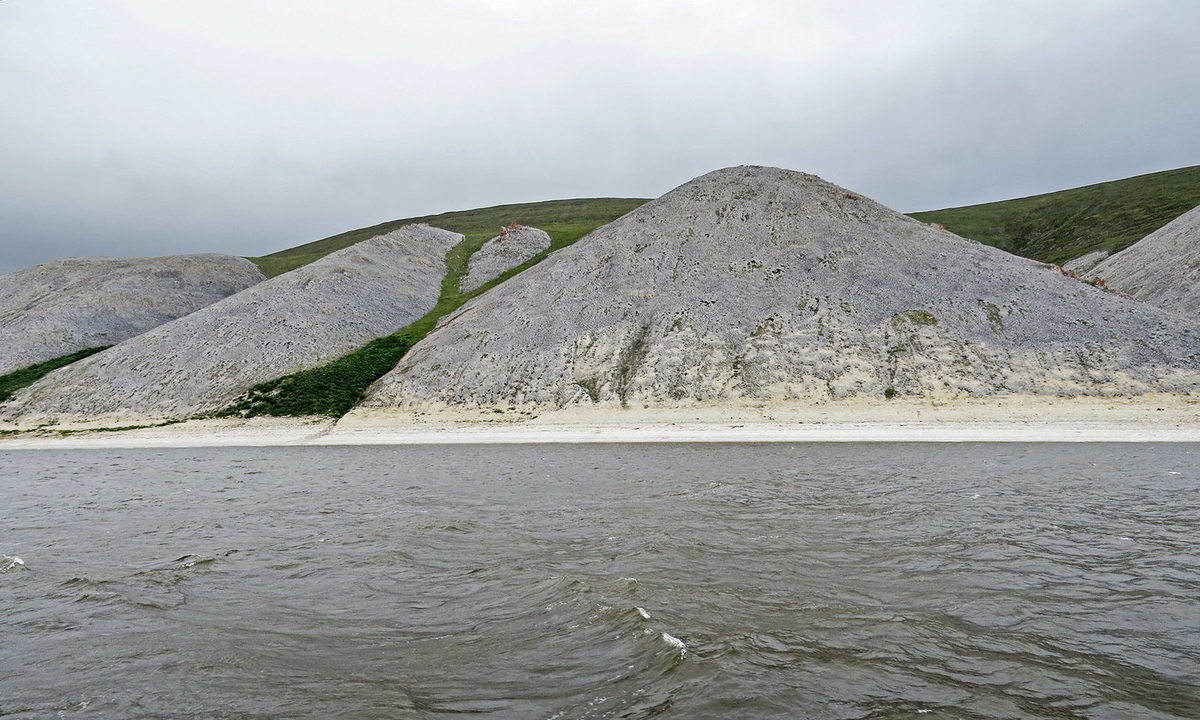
[1,443,1198,718]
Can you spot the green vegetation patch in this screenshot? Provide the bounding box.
[614,325,652,406]
[893,309,938,326]
[911,166,1200,264]
[217,333,419,418]
[53,419,183,436]
[0,346,112,403]
[247,197,649,278]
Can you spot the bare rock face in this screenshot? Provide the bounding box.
[460,226,552,292]
[1062,249,1110,276]
[0,254,265,375]
[363,166,1200,409]
[3,225,461,419]
[1090,205,1200,316]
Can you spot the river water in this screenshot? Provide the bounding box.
[2,443,1198,719]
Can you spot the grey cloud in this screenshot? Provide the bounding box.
[1,0,1198,274]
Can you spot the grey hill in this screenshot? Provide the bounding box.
[4,225,460,419]
[0,254,264,375]
[1090,204,1200,317]
[1061,249,1110,277]
[362,166,1200,410]
[460,225,552,292]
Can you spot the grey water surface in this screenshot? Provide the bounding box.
[1,443,1198,719]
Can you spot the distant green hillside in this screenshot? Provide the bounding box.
[248,197,650,278]
[912,166,1200,265]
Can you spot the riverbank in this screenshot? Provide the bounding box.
[1,395,1198,448]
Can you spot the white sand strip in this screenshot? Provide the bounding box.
[315,421,1199,445]
[0,417,334,450]
[2,396,1198,448]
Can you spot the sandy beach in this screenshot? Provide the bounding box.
[2,395,1198,449]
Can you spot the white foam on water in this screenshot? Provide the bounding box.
[636,607,651,619]
[0,555,25,572]
[661,632,686,657]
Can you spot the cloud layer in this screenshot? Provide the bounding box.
[2,0,1197,272]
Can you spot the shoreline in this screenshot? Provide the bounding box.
[2,396,1198,448]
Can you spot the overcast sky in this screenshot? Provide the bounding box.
[1,0,1197,274]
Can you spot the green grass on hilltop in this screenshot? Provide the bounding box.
[220,208,635,418]
[911,166,1200,264]
[247,197,649,278]
[0,346,112,403]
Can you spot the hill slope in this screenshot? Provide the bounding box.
[911,166,1200,264]
[1090,204,1200,316]
[0,254,264,375]
[3,226,460,420]
[359,166,1200,411]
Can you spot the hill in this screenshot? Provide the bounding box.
[358,166,1200,412]
[3,226,460,420]
[911,166,1200,264]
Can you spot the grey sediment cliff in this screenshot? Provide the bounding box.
[0,254,264,375]
[3,225,461,419]
[363,166,1200,409]
[460,226,552,292]
[1090,204,1200,317]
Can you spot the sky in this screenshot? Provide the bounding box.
[1,0,1198,274]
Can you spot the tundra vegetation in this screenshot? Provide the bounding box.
[912,165,1200,264]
